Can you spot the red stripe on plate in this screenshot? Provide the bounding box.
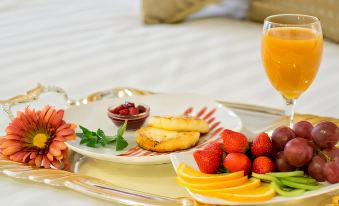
[117,146,141,156]
[209,121,221,131]
[196,107,207,118]
[183,107,193,115]
[203,108,216,120]
[207,117,215,124]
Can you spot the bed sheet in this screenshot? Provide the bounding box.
[0,0,338,206]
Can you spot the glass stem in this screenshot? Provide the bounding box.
[284,97,297,128]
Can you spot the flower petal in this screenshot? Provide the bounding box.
[49,146,61,157]
[0,140,21,149]
[50,110,64,128]
[2,145,23,156]
[51,159,61,169]
[47,152,54,162]
[56,128,74,137]
[43,155,51,169]
[35,155,42,167]
[50,141,67,151]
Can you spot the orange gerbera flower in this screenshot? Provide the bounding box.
[0,106,75,169]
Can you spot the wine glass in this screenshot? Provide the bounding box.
[261,14,323,127]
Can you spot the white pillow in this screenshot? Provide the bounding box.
[188,0,250,20]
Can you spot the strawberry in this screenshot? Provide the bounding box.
[251,132,273,157]
[252,156,275,174]
[204,142,224,157]
[193,149,222,174]
[221,129,248,153]
[223,153,251,175]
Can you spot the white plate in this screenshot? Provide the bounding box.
[64,93,242,165]
[170,151,339,205]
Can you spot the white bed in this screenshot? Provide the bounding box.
[0,0,338,205]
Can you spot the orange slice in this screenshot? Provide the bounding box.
[196,183,276,202]
[177,163,244,183]
[190,178,261,194]
[176,176,248,190]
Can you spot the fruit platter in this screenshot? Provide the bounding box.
[0,86,338,206]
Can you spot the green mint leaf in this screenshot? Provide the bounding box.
[79,125,93,138]
[80,138,89,145]
[96,129,106,138]
[86,138,97,148]
[116,135,128,151]
[115,120,128,151]
[117,120,127,137]
[76,133,84,138]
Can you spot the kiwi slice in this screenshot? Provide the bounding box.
[270,181,305,197]
[252,172,283,186]
[268,171,304,177]
[280,179,323,190]
[280,176,317,185]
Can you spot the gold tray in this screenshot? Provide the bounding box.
[0,84,338,206]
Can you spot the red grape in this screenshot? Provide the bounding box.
[271,126,296,151]
[311,121,339,149]
[293,121,313,140]
[284,138,313,167]
[275,151,296,172]
[323,158,339,183]
[308,155,326,181]
[322,147,339,160]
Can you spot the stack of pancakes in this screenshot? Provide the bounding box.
[136,116,209,152]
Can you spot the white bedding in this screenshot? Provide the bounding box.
[0,0,338,205]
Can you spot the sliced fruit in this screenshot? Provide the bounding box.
[268,171,304,177]
[190,178,261,194]
[270,181,305,197]
[280,179,323,191]
[177,163,244,183]
[280,176,317,185]
[176,176,248,190]
[252,172,283,186]
[193,183,275,202]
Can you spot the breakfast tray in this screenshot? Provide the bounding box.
[0,84,338,206]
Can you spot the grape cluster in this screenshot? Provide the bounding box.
[272,121,339,183]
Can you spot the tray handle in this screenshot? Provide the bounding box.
[0,83,74,120]
[0,159,199,206]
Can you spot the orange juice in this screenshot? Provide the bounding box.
[262,27,323,99]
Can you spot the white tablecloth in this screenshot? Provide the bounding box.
[0,0,338,205]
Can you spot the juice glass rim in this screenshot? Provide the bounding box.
[264,14,320,27]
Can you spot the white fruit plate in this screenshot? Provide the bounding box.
[170,151,339,205]
[64,93,242,165]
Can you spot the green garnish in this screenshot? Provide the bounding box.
[77,120,128,151]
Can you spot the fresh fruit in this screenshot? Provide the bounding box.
[176,176,248,189]
[308,155,326,181]
[284,137,313,167]
[293,121,313,140]
[270,181,305,197]
[268,171,304,177]
[311,121,339,149]
[285,176,317,184]
[223,153,251,175]
[275,151,296,172]
[190,178,261,194]
[322,146,339,160]
[252,172,283,186]
[271,126,296,151]
[323,158,339,183]
[204,142,224,157]
[191,183,275,203]
[251,132,273,157]
[280,179,323,190]
[193,149,222,174]
[110,102,147,115]
[252,156,275,174]
[221,129,249,153]
[177,163,244,183]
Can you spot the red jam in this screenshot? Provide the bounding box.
[107,102,150,130]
